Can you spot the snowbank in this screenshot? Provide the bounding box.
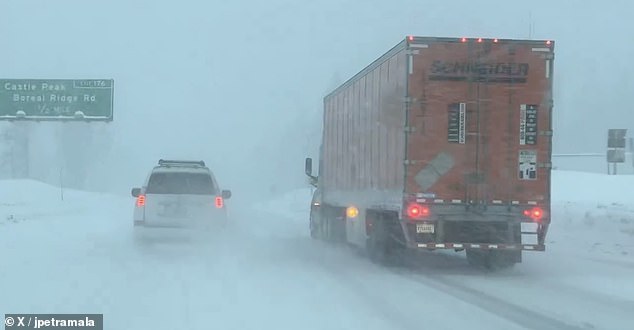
[552,170,634,204]
[548,171,634,258]
[252,186,314,221]
[0,179,123,226]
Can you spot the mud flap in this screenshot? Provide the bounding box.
[367,234,392,265]
[365,213,407,266]
[466,249,521,270]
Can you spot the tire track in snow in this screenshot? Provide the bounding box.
[316,257,427,330]
[392,269,588,330]
[298,242,528,330]
[581,256,634,270]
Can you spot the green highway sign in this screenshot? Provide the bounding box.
[0,79,114,121]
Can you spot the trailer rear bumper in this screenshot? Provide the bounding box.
[414,242,545,251]
[400,216,549,253]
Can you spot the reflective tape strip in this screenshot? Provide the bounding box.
[433,199,444,203]
[492,200,503,204]
[451,199,462,203]
[512,201,520,205]
[416,243,543,250]
[527,201,538,205]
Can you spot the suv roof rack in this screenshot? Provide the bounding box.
[157,159,206,167]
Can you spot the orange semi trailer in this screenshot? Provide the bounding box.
[305,36,555,269]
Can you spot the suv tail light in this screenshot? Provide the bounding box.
[136,195,145,207]
[523,207,544,222]
[406,203,430,220]
[215,196,224,208]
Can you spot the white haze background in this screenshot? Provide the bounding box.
[0,0,632,197]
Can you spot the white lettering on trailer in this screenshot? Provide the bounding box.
[459,102,466,144]
[519,104,527,145]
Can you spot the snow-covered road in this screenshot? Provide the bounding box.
[1,170,633,330]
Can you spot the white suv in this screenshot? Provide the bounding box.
[131,159,231,235]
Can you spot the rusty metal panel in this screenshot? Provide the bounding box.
[405,39,553,206]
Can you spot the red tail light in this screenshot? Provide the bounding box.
[523,207,544,221]
[136,195,145,207]
[406,203,430,219]
[215,196,224,208]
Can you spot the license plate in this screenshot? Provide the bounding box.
[161,204,186,217]
[416,223,435,234]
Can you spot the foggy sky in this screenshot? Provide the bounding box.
[1,0,632,195]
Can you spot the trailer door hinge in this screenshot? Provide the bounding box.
[405,126,417,133]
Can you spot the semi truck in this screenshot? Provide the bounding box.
[304,36,555,269]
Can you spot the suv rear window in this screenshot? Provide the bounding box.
[145,172,217,195]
